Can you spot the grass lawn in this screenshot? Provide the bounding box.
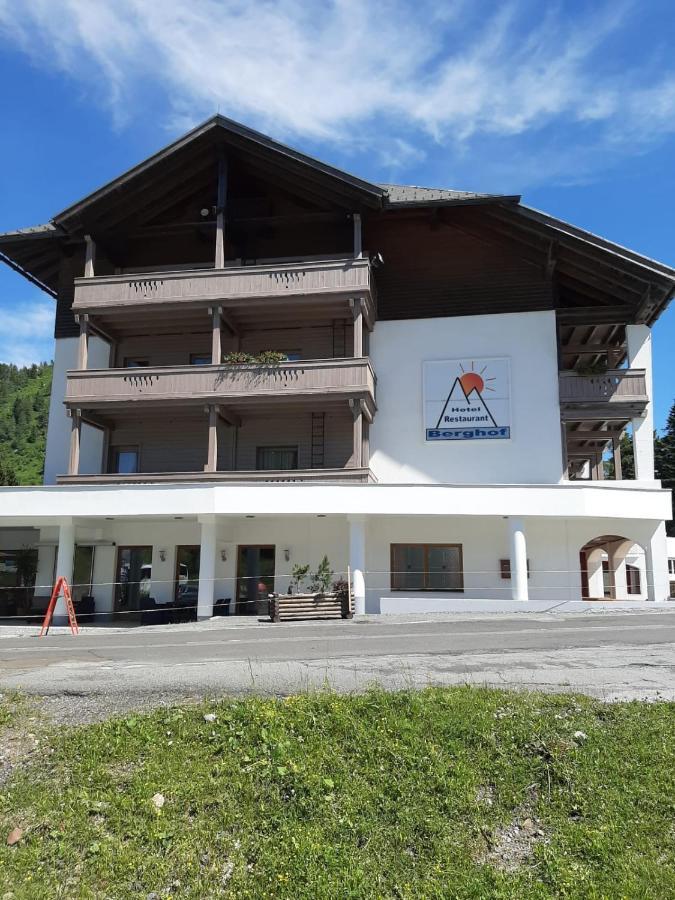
[1,687,674,898]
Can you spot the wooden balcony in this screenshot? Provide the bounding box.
[72,257,375,322]
[65,357,376,414]
[57,468,377,485]
[559,368,648,420]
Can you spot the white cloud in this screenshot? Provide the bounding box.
[0,298,54,367]
[1,0,675,181]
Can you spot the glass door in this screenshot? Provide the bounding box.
[114,546,153,616]
[236,546,275,615]
[174,546,200,617]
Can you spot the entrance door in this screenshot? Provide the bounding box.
[115,546,152,615]
[174,546,200,618]
[236,546,275,615]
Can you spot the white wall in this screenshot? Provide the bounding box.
[44,336,109,484]
[368,310,563,484]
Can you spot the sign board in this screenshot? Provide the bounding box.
[423,358,511,441]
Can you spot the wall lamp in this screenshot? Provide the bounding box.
[220,548,228,562]
[283,548,291,562]
[158,549,167,562]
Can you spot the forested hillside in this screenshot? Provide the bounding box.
[0,363,52,485]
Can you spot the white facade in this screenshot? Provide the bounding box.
[44,335,109,484]
[369,311,563,484]
[1,310,672,619]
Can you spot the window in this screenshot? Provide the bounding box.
[123,358,149,368]
[190,353,212,366]
[72,545,95,602]
[391,544,463,592]
[256,446,298,471]
[112,447,139,474]
[626,564,641,595]
[669,559,675,576]
[500,559,531,579]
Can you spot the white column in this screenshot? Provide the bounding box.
[645,522,669,602]
[197,515,217,619]
[607,539,631,600]
[626,324,654,480]
[585,548,605,599]
[508,517,529,602]
[54,518,75,624]
[348,515,366,615]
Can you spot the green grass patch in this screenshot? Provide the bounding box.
[1,687,674,898]
[0,692,25,730]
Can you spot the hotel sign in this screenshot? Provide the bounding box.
[423,358,511,441]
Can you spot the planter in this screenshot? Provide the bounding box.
[269,591,352,623]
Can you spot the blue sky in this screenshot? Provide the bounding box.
[0,0,674,429]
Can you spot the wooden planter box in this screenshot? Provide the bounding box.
[269,591,352,623]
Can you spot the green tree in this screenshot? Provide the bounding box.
[0,461,18,486]
[0,362,52,484]
[655,400,675,537]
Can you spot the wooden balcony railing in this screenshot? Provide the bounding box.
[559,368,648,417]
[65,357,376,412]
[57,468,377,485]
[73,257,374,315]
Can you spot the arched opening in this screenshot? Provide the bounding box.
[579,535,646,601]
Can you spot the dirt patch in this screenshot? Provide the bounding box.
[0,724,43,787]
[477,807,550,872]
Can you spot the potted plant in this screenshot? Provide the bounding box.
[270,557,351,621]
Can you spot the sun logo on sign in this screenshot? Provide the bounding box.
[435,361,500,428]
[458,362,497,396]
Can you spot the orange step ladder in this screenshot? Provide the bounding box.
[40,577,79,636]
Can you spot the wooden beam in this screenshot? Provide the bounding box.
[206,405,218,472]
[561,342,624,355]
[556,305,636,325]
[77,315,89,370]
[216,407,242,428]
[219,307,241,338]
[215,150,227,269]
[80,411,111,431]
[68,410,81,476]
[210,305,222,364]
[350,398,363,467]
[350,297,363,357]
[612,437,623,480]
[353,213,362,258]
[84,235,96,277]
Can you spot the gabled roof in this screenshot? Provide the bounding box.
[53,115,387,227]
[0,114,674,324]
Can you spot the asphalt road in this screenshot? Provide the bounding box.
[2,610,675,707]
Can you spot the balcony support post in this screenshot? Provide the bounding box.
[215,151,227,269]
[626,324,654,480]
[76,315,89,370]
[84,235,96,277]
[353,213,362,258]
[350,398,363,468]
[350,297,363,357]
[206,405,218,473]
[210,305,222,364]
[68,409,81,476]
[612,436,623,480]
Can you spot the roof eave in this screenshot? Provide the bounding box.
[384,195,521,210]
